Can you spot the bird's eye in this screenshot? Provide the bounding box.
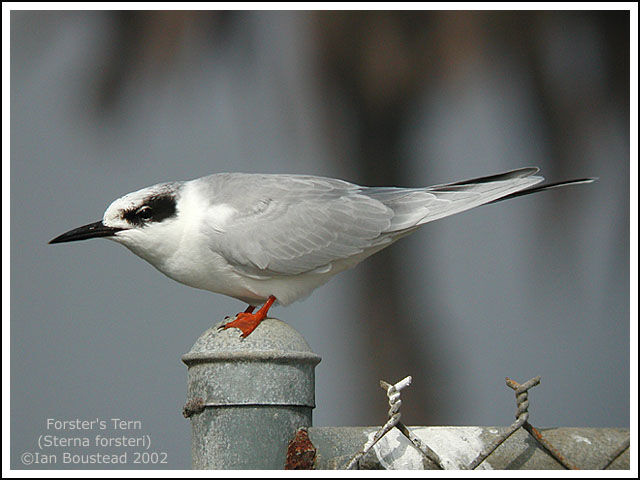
[136,206,153,219]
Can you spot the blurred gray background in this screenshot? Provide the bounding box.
[11,10,630,469]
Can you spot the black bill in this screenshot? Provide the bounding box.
[49,221,124,244]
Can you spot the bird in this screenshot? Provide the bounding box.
[50,167,595,337]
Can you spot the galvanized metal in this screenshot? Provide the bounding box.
[183,318,321,469]
[345,376,416,469]
[307,426,631,470]
[468,376,542,469]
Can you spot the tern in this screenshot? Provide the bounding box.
[50,167,594,337]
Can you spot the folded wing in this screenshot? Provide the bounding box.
[201,168,543,277]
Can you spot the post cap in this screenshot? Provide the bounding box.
[182,318,321,407]
[182,318,321,365]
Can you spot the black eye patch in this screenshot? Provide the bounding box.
[122,194,177,226]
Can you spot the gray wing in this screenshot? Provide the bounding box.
[199,173,395,277]
[198,168,543,277]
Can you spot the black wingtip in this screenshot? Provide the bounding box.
[488,176,597,204]
[447,166,540,187]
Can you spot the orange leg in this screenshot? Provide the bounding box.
[220,296,276,338]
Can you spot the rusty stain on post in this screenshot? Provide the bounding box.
[285,428,317,469]
[182,397,205,418]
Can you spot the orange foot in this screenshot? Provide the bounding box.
[219,295,276,338]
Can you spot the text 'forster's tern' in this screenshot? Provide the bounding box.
[50,167,595,337]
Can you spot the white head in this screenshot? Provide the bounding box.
[50,181,185,266]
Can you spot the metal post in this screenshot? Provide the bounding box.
[182,318,321,469]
